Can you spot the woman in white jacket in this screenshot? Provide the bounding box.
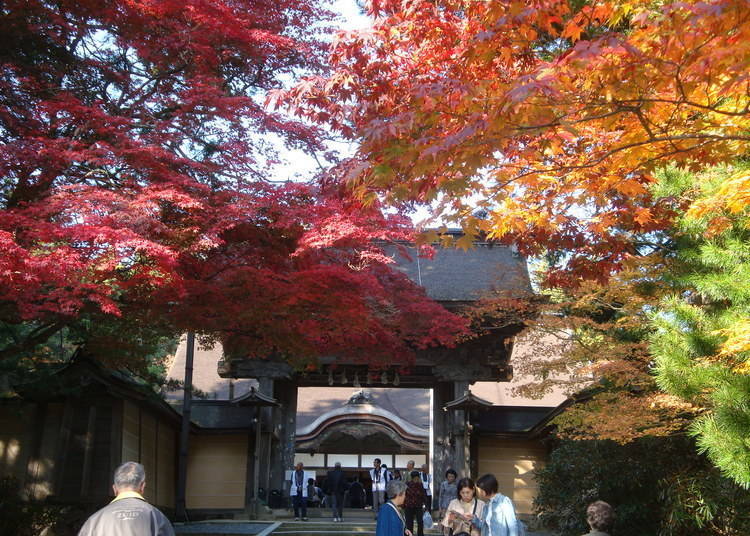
[441,477,485,536]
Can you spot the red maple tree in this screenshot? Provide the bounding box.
[0,0,465,370]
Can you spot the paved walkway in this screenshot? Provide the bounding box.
[175,521,277,535]
[175,519,554,536]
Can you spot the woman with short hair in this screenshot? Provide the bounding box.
[441,477,484,536]
[376,480,410,536]
[469,474,520,536]
[438,469,458,522]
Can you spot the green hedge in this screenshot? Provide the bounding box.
[534,437,750,536]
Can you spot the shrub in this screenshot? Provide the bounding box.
[533,436,750,536]
[0,476,89,536]
[0,476,60,536]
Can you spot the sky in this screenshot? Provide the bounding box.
[333,0,371,31]
[271,1,370,183]
[271,1,438,226]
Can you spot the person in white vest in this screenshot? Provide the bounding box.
[420,463,433,511]
[370,458,391,517]
[289,462,308,521]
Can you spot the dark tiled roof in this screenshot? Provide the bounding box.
[387,243,531,301]
[164,341,257,402]
[443,391,494,411]
[231,387,279,407]
[475,406,558,434]
[182,400,259,429]
[12,356,183,426]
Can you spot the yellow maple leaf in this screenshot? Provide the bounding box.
[633,207,652,225]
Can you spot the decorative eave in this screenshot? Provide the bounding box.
[230,386,279,407]
[296,403,428,439]
[443,391,494,412]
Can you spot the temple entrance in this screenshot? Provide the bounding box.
[294,386,431,508]
[210,240,545,515]
[157,240,565,520]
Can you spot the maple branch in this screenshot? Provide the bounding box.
[630,107,655,140]
[615,97,750,118]
[487,133,750,182]
[509,107,624,131]
[621,140,714,179]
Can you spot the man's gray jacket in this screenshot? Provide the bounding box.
[78,492,175,536]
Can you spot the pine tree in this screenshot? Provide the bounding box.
[651,164,750,488]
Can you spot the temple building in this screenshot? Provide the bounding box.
[162,239,567,517]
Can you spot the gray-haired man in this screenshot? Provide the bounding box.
[78,461,174,536]
[326,461,347,522]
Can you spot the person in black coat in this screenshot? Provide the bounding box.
[326,462,348,522]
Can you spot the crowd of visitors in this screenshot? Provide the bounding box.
[289,458,615,536]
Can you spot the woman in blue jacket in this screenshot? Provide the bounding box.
[469,474,521,536]
[376,480,411,536]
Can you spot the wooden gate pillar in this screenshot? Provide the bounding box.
[431,381,453,510]
[451,381,471,478]
[268,379,297,497]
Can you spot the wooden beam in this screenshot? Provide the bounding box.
[175,332,195,521]
[24,402,48,500]
[264,427,273,500]
[154,419,159,504]
[253,409,261,517]
[80,406,97,497]
[245,421,255,512]
[53,400,74,497]
[110,400,123,488]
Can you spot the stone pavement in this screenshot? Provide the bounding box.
[175,521,277,535]
[175,519,555,536]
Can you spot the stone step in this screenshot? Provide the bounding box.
[272,521,443,535]
[275,508,386,519]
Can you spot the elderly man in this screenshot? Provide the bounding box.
[78,461,174,536]
[420,463,432,511]
[370,457,390,518]
[289,461,308,521]
[326,461,347,522]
